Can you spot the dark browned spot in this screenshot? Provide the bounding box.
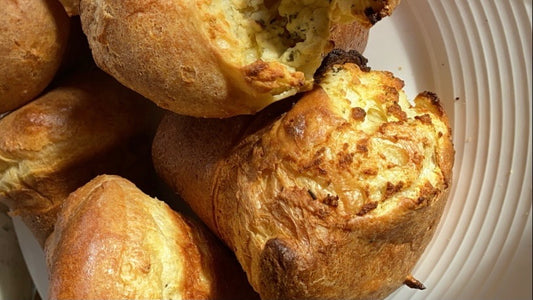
[356,139,369,153]
[351,107,366,121]
[356,201,378,216]
[338,151,354,167]
[415,114,432,125]
[381,85,400,102]
[412,152,424,165]
[283,114,306,138]
[281,29,305,49]
[342,143,349,150]
[259,238,298,299]
[356,144,368,153]
[140,263,151,274]
[300,156,327,176]
[420,91,440,105]
[322,194,339,207]
[417,182,439,206]
[362,168,378,176]
[302,157,323,170]
[419,91,446,117]
[243,60,269,77]
[385,181,404,198]
[404,275,426,290]
[314,49,370,82]
[364,7,382,25]
[314,147,326,157]
[308,190,317,200]
[386,102,407,121]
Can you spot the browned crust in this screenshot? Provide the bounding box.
[153,62,454,299]
[45,175,259,300]
[354,0,402,26]
[327,21,369,54]
[0,70,160,246]
[404,274,427,290]
[214,86,453,299]
[79,0,282,117]
[315,49,370,81]
[79,0,376,117]
[0,0,70,113]
[152,112,254,234]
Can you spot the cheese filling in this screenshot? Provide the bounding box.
[201,0,375,77]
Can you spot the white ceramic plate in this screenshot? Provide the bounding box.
[0,211,34,300]
[14,1,532,299]
[364,1,532,299]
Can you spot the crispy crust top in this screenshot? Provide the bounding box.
[45,175,259,300]
[214,62,454,299]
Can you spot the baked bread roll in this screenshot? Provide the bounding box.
[45,175,259,300]
[0,0,70,114]
[80,0,399,117]
[0,70,160,246]
[152,54,454,299]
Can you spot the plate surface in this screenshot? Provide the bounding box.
[0,211,34,300]
[364,1,532,299]
[14,1,532,299]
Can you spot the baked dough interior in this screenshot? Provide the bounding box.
[202,0,392,99]
[287,64,451,216]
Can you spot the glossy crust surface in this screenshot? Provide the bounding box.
[0,70,159,246]
[80,0,399,117]
[0,0,70,114]
[45,175,259,300]
[153,62,454,299]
